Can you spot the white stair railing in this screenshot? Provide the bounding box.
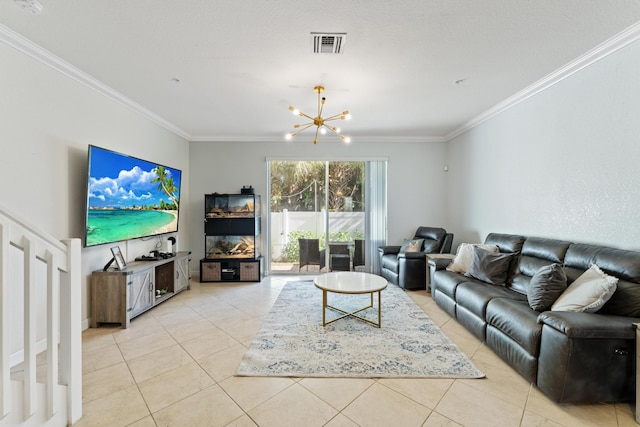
[0,206,82,426]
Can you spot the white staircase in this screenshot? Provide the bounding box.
[0,206,82,426]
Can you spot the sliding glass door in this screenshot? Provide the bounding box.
[268,159,386,275]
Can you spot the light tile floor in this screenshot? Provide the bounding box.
[76,275,637,427]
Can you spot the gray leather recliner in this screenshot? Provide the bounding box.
[378,226,453,290]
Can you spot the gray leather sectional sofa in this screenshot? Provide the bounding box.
[430,233,640,403]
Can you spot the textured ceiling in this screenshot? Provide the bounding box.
[2,0,640,142]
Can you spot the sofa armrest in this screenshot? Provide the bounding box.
[537,310,638,403]
[429,257,453,271]
[537,311,639,339]
[378,245,401,256]
[397,251,427,260]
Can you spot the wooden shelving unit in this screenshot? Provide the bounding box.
[91,251,191,328]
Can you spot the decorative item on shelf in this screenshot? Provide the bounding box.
[286,85,351,144]
[241,185,255,195]
[109,246,126,270]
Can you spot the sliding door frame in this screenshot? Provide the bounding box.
[266,156,387,276]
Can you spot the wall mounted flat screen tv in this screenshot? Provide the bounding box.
[84,145,182,247]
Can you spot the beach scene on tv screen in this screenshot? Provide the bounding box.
[86,147,181,246]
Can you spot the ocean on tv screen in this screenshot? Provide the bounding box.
[86,209,177,246]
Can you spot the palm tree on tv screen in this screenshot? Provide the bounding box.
[152,166,180,210]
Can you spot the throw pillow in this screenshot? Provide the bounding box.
[446,243,499,274]
[399,238,424,253]
[527,263,567,311]
[465,247,515,286]
[551,264,618,313]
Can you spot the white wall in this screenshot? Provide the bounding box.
[446,38,640,250]
[1,42,191,328]
[189,140,449,267]
[11,23,636,329]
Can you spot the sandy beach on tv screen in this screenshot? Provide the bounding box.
[156,210,178,234]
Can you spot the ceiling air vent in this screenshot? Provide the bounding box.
[311,33,346,54]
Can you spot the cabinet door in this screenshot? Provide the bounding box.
[175,256,190,292]
[129,268,153,317]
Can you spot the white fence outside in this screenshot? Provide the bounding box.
[270,210,365,261]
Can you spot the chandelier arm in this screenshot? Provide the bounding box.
[313,126,320,144]
[298,111,315,121]
[294,123,316,134]
[324,125,342,136]
[323,125,350,142]
[323,124,339,135]
[323,114,345,122]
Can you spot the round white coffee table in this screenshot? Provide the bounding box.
[314,272,388,327]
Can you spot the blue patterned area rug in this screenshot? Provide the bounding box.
[236,281,485,378]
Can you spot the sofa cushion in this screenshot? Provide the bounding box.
[414,226,446,242]
[456,281,525,318]
[431,270,466,299]
[422,239,442,253]
[527,263,567,311]
[486,298,542,356]
[484,233,526,254]
[465,247,515,286]
[399,238,424,253]
[563,243,640,317]
[412,226,447,253]
[511,237,572,295]
[551,264,618,313]
[446,243,499,274]
[600,279,640,317]
[380,253,399,272]
[483,233,526,286]
[486,326,538,383]
[564,243,640,283]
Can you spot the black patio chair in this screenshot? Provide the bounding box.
[298,238,321,271]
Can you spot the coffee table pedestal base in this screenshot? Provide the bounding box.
[321,289,382,328]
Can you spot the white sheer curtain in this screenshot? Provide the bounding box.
[365,160,387,273]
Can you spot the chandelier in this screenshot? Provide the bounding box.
[286,85,351,144]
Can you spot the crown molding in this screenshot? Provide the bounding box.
[445,20,640,141]
[4,19,639,145]
[350,135,447,143]
[190,135,446,143]
[0,24,192,141]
